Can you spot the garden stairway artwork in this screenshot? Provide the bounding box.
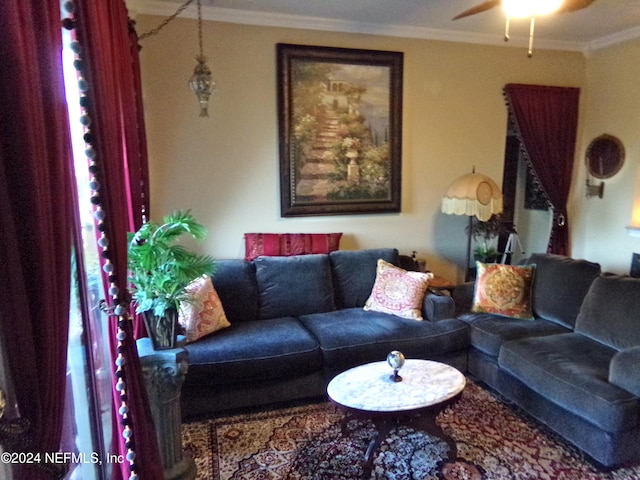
[296,110,340,202]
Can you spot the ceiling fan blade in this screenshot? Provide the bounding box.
[452,0,501,20]
[559,0,597,13]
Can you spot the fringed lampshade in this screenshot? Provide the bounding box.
[441,171,503,221]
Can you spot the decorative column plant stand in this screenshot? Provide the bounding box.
[127,210,216,350]
[137,337,196,480]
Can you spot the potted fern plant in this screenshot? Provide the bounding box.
[127,210,216,349]
[467,214,504,263]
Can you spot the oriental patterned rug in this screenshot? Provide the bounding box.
[181,381,640,479]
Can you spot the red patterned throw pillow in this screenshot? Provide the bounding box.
[179,276,231,342]
[244,233,342,261]
[364,259,433,320]
[472,262,536,320]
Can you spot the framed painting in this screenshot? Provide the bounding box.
[277,43,403,216]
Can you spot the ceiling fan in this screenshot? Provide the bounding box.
[452,0,597,20]
[452,0,597,56]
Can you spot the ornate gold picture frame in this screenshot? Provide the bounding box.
[277,43,403,217]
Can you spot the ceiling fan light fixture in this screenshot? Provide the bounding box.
[502,0,564,18]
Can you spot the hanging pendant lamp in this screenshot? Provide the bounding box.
[188,0,215,117]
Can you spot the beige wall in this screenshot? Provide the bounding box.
[571,39,640,274]
[137,16,586,281]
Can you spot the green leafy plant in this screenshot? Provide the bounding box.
[127,210,216,317]
[467,214,504,262]
[473,245,500,263]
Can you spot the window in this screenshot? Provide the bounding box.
[61,27,113,480]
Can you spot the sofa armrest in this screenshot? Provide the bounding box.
[451,281,475,315]
[609,346,640,397]
[422,292,455,321]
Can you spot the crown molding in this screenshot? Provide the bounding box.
[583,25,640,55]
[130,0,635,55]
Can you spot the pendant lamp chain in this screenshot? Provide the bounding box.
[197,0,204,58]
[138,0,216,116]
[137,0,194,41]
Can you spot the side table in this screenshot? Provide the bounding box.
[428,275,456,295]
[327,359,466,478]
[137,337,196,480]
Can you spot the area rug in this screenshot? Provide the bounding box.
[181,381,640,479]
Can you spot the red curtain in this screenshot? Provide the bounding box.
[72,1,162,479]
[127,23,152,341]
[124,23,151,235]
[504,84,580,255]
[0,1,75,479]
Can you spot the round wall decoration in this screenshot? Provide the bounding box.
[585,134,625,179]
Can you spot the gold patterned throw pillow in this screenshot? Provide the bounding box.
[472,262,536,320]
[364,259,433,320]
[179,276,231,342]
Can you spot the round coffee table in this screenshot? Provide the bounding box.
[327,359,466,477]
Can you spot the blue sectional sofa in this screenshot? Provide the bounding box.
[453,253,640,467]
[181,248,469,419]
[180,248,640,468]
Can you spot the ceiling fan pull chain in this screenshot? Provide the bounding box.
[528,17,535,57]
[504,16,510,42]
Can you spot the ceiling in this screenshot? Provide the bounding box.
[131,0,640,53]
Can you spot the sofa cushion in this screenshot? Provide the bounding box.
[472,262,535,320]
[184,317,322,386]
[211,259,259,323]
[527,253,601,328]
[423,292,456,322]
[330,248,399,308]
[364,259,433,320]
[499,332,638,433]
[574,275,640,351]
[459,312,569,357]
[298,308,469,371]
[254,254,336,319]
[609,346,640,397]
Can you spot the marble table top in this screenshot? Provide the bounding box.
[327,359,466,412]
